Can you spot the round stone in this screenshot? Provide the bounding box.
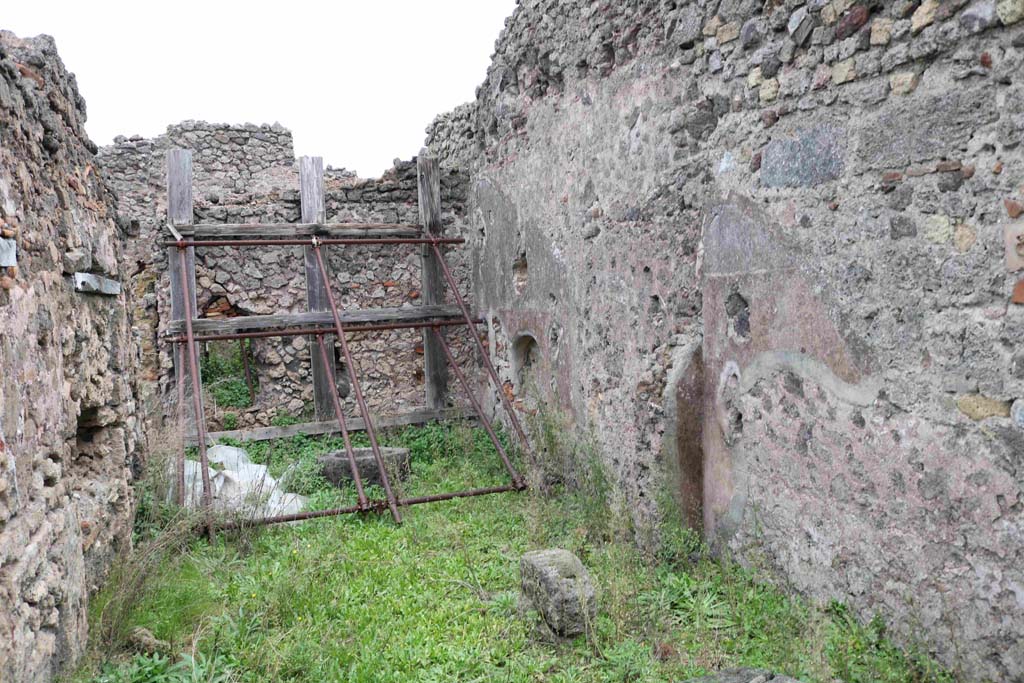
[1012,399,1024,428]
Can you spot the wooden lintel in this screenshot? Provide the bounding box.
[176,222,421,239]
[165,304,468,336]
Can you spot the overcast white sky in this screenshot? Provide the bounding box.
[5,0,516,177]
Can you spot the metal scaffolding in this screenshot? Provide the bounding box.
[164,150,531,532]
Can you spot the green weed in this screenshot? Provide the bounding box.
[75,423,953,683]
[202,341,256,409]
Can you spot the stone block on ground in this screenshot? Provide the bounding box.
[317,447,410,487]
[128,627,171,656]
[681,668,804,683]
[519,549,596,638]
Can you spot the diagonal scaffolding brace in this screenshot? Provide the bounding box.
[314,333,369,510]
[428,241,535,466]
[176,245,214,539]
[432,326,524,490]
[311,238,402,523]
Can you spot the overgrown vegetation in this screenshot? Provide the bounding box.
[73,420,953,683]
[201,340,256,410]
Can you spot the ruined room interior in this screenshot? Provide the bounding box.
[2,1,1024,681]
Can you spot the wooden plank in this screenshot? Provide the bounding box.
[179,222,420,238]
[166,304,467,336]
[168,149,193,226]
[418,151,449,411]
[188,407,471,446]
[167,149,197,434]
[300,157,334,422]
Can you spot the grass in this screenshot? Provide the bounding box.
[73,423,953,683]
[202,340,256,410]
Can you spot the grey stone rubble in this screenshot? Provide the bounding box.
[128,626,170,656]
[681,669,803,683]
[519,548,597,638]
[178,445,306,519]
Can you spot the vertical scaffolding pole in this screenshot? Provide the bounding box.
[177,246,214,538]
[175,342,186,506]
[167,149,213,533]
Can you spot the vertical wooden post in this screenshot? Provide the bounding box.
[167,149,197,437]
[418,151,448,410]
[301,156,334,421]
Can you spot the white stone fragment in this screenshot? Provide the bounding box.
[175,445,307,518]
[73,272,121,296]
[0,237,15,267]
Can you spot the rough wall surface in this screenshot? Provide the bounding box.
[0,31,140,682]
[99,125,476,431]
[426,0,1024,679]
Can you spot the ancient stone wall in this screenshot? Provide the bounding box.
[426,0,1024,679]
[0,31,141,682]
[99,124,476,432]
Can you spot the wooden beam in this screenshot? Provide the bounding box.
[299,157,335,422]
[187,406,472,446]
[418,151,449,411]
[167,149,197,433]
[179,222,420,239]
[166,304,467,336]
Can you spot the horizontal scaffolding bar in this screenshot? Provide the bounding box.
[163,237,465,248]
[166,304,468,336]
[399,485,518,506]
[179,222,422,239]
[169,317,485,344]
[187,406,472,446]
[216,484,519,530]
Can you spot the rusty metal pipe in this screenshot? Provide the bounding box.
[399,485,518,506]
[315,333,369,509]
[164,238,465,248]
[177,247,214,539]
[217,485,519,530]
[432,327,524,489]
[169,318,484,344]
[312,243,403,524]
[429,243,533,460]
[217,502,363,530]
[175,342,186,507]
